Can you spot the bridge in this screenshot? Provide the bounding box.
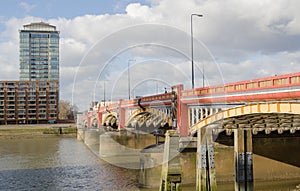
[80,72,300,191]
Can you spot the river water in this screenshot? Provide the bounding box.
[0,137,299,191]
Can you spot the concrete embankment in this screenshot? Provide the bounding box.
[0,124,77,139]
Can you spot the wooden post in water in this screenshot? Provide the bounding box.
[159,130,182,191]
[196,128,217,191]
[234,129,253,191]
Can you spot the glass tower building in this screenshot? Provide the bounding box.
[19,22,59,81]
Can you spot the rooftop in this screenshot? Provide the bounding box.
[22,21,57,32]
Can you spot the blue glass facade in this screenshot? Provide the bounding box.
[19,22,59,81]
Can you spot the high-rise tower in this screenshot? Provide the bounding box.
[19,22,59,81]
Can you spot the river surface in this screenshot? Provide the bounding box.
[0,137,299,191]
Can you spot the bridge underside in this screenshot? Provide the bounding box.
[212,112,300,135]
[103,114,118,129]
[126,109,172,135]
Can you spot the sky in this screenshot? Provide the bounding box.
[0,0,300,110]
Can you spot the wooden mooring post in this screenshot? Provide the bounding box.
[234,129,253,191]
[196,128,217,191]
[159,130,182,191]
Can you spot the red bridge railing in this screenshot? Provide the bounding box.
[181,72,300,98]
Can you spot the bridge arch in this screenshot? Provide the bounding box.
[125,108,172,134]
[91,117,98,128]
[103,112,118,129]
[190,102,300,135]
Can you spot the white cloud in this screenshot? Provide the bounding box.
[0,0,300,110]
[126,3,162,21]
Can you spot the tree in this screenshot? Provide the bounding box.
[59,100,78,120]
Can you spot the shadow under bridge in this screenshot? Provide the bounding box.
[103,112,118,129]
[126,108,173,135]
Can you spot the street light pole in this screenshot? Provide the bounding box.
[128,59,135,100]
[191,13,203,89]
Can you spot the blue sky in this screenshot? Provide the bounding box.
[0,0,151,19]
[0,0,300,110]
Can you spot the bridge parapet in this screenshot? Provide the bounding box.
[182,72,300,97]
[181,72,300,104]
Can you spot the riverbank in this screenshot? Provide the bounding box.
[0,124,77,139]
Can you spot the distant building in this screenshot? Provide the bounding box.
[0,22,61,125]
[19,22,59,81]
[0,80,59,124]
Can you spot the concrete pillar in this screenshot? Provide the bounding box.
[196,128,217,191]
[234,129,253,191]
[77,128,85,141]
[159,130,182,191]
[84,129,101,155]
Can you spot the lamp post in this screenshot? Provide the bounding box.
[191,13,203,89]
[128,59,135,100]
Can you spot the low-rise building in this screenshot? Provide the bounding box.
[0,80,59,124]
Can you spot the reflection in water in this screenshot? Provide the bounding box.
[0,137,299,191]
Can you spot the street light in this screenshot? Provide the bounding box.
[128,59,135,100]
[191,13,203,89]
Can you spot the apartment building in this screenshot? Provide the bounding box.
[19,22,59,81]
[0,81,59,124]
[0,22,60,125]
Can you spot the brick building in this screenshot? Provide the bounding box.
[0,81,59,124]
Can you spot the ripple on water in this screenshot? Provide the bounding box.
[0,138,140,191]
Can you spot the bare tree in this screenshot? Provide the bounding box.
[59,100,78,120]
